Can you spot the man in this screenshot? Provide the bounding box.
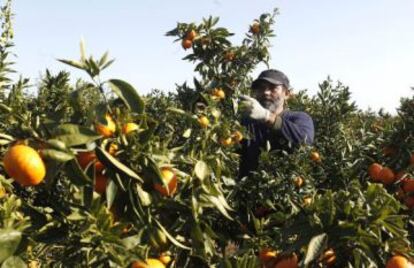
[238,69,314,178]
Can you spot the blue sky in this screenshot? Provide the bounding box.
[12,1,414,113]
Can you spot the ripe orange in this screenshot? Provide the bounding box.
[405,196,414,209]
[131,258,165,268]
[274,253,298,268]
[154,167,178,196]
[232,131,243,143]
[220,137,233,147]
[293,176,304,188]
[77,151,96,169]
[186,30,197,41]
[0,185,6,199]
[95,114,116,137]
[158,253,172,265]
[122,122,139,135]
[402,179,414,192]
[303,197,312,206]
[107,143,118,155]
[224,51,235,61]
[77,151,104,172]
[3,145,46,186]
[250,22,260,34]
[95,173,108,194]
[181,39,192,50]
[368,163,383,182]
[386,255,410,268]
[259,248,278,263]
[320,248,336,266]
[310,151,321,162]
[198,116,209,128]
[211,88,225,100]
[379,167,395,185]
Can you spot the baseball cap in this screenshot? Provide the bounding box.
[252,69,290,90]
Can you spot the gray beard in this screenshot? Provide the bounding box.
[260,99,283,113]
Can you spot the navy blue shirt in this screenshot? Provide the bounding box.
[238,110,314,179]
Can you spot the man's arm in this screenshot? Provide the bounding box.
[269,111,314,145]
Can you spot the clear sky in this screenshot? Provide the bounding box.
[12,1,414,113]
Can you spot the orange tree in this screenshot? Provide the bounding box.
[1,1,414,267]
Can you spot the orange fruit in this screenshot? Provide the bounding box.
[122,122,139,135]
[224,51,235,61]
[181,39,192,50]
[154,167,178,196]
[77,151,104,172]
[303,197,312,206]
[250,22,260,34]
[310,151,321,162]
[259,248,278,263]
[77,151,96,169]
[186,30,197,41]
[368,163,383,182]
[274,253,298,268]
[107,143,118,156]
[0,184,6,199]
[3,145,46,186]
[320,248,336,266]
[95,173,108,194]
[158,253,172,265]
[211,88,225,100]
[95,114,116,137]
[232,131,243,143]
[220,137,233,147]
[386,255,410,268]
[402,179,414,192]
[405,196,414,209]
[198,116,209,128]
[131,258,165,268]
[379,167,395,185]
[293,176,304,188]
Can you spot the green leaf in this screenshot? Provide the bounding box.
[303,233,328,265]
[195,160,209,181]
[106,180,117,209]
[154,219,191,250]
[1,256,26,268]
[79,38,86,62]
[95,147,143,183]
[205,194,233,220]
[57,59,85,70]
[108,79,144,114]
[136,184,152,207]
[52,124,101,147]
[182,128,192,138]
[0,229,21,263]
[40,149,74,162]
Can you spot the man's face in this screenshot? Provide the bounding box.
[252,80,290,112]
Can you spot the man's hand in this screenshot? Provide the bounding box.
[239,95,271,122]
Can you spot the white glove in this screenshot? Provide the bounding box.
[239,95,271,122]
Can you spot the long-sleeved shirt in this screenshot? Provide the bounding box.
[238,110,314,179]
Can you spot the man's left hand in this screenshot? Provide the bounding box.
[239,95,271,122]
